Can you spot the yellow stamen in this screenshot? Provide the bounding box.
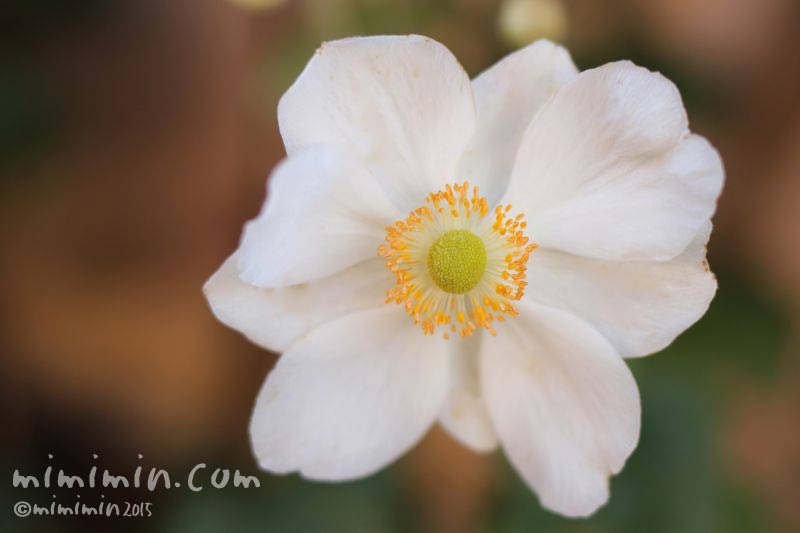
[378,181,537,339]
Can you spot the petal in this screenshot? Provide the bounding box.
[203,253,391,353]
[481,302,640,517]
[505,61,724,261]
[237,145,400,288]
[458,40,578,205]
[250,307,449,480]
[681,219,713,263]
[438,334,498,453]
[525,222,717,358]
[278,35,476,210]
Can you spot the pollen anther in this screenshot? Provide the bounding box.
[378,181,537,339]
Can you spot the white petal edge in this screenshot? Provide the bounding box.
[458,39,578,206]
[250,306,449,480]
[525,221,717,358]
[278,34,476,211]
[481,302,641,517]
[237,145,400,288]
[438,333,498,453]
[203,253,391,353]
[505,61,724,261]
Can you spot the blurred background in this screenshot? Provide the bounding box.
[2,0,799,531]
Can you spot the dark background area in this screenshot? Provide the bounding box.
[2,0,799,531]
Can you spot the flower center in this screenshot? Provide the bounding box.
[378,181,537,339]
[427,230,487,294]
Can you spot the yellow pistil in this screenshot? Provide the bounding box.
[427,230,487,294]
[377,181,537,339]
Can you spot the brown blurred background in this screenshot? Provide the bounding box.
[1,0,799,531]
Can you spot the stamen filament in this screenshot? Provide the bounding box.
[378,181,537,338]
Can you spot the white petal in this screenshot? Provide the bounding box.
[681,219,713,263]
[525,222,717,357]
[505,61,723,261]
[438,334,498,453]
[482,302,640,517]
[458,40,578,205]
[237,146,400,288]
[278,35,476,210]
[203,253,391,353]
[250,307,449,480]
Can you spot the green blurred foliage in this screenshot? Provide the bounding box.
[163,469,402,533]
[0,0,118,176]
[0,63,58,174]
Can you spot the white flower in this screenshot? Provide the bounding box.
[204,35,723,517]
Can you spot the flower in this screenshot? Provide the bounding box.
[204,35,723,517]
[498,0,569,47]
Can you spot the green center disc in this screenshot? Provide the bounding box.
[427,229,487,294]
